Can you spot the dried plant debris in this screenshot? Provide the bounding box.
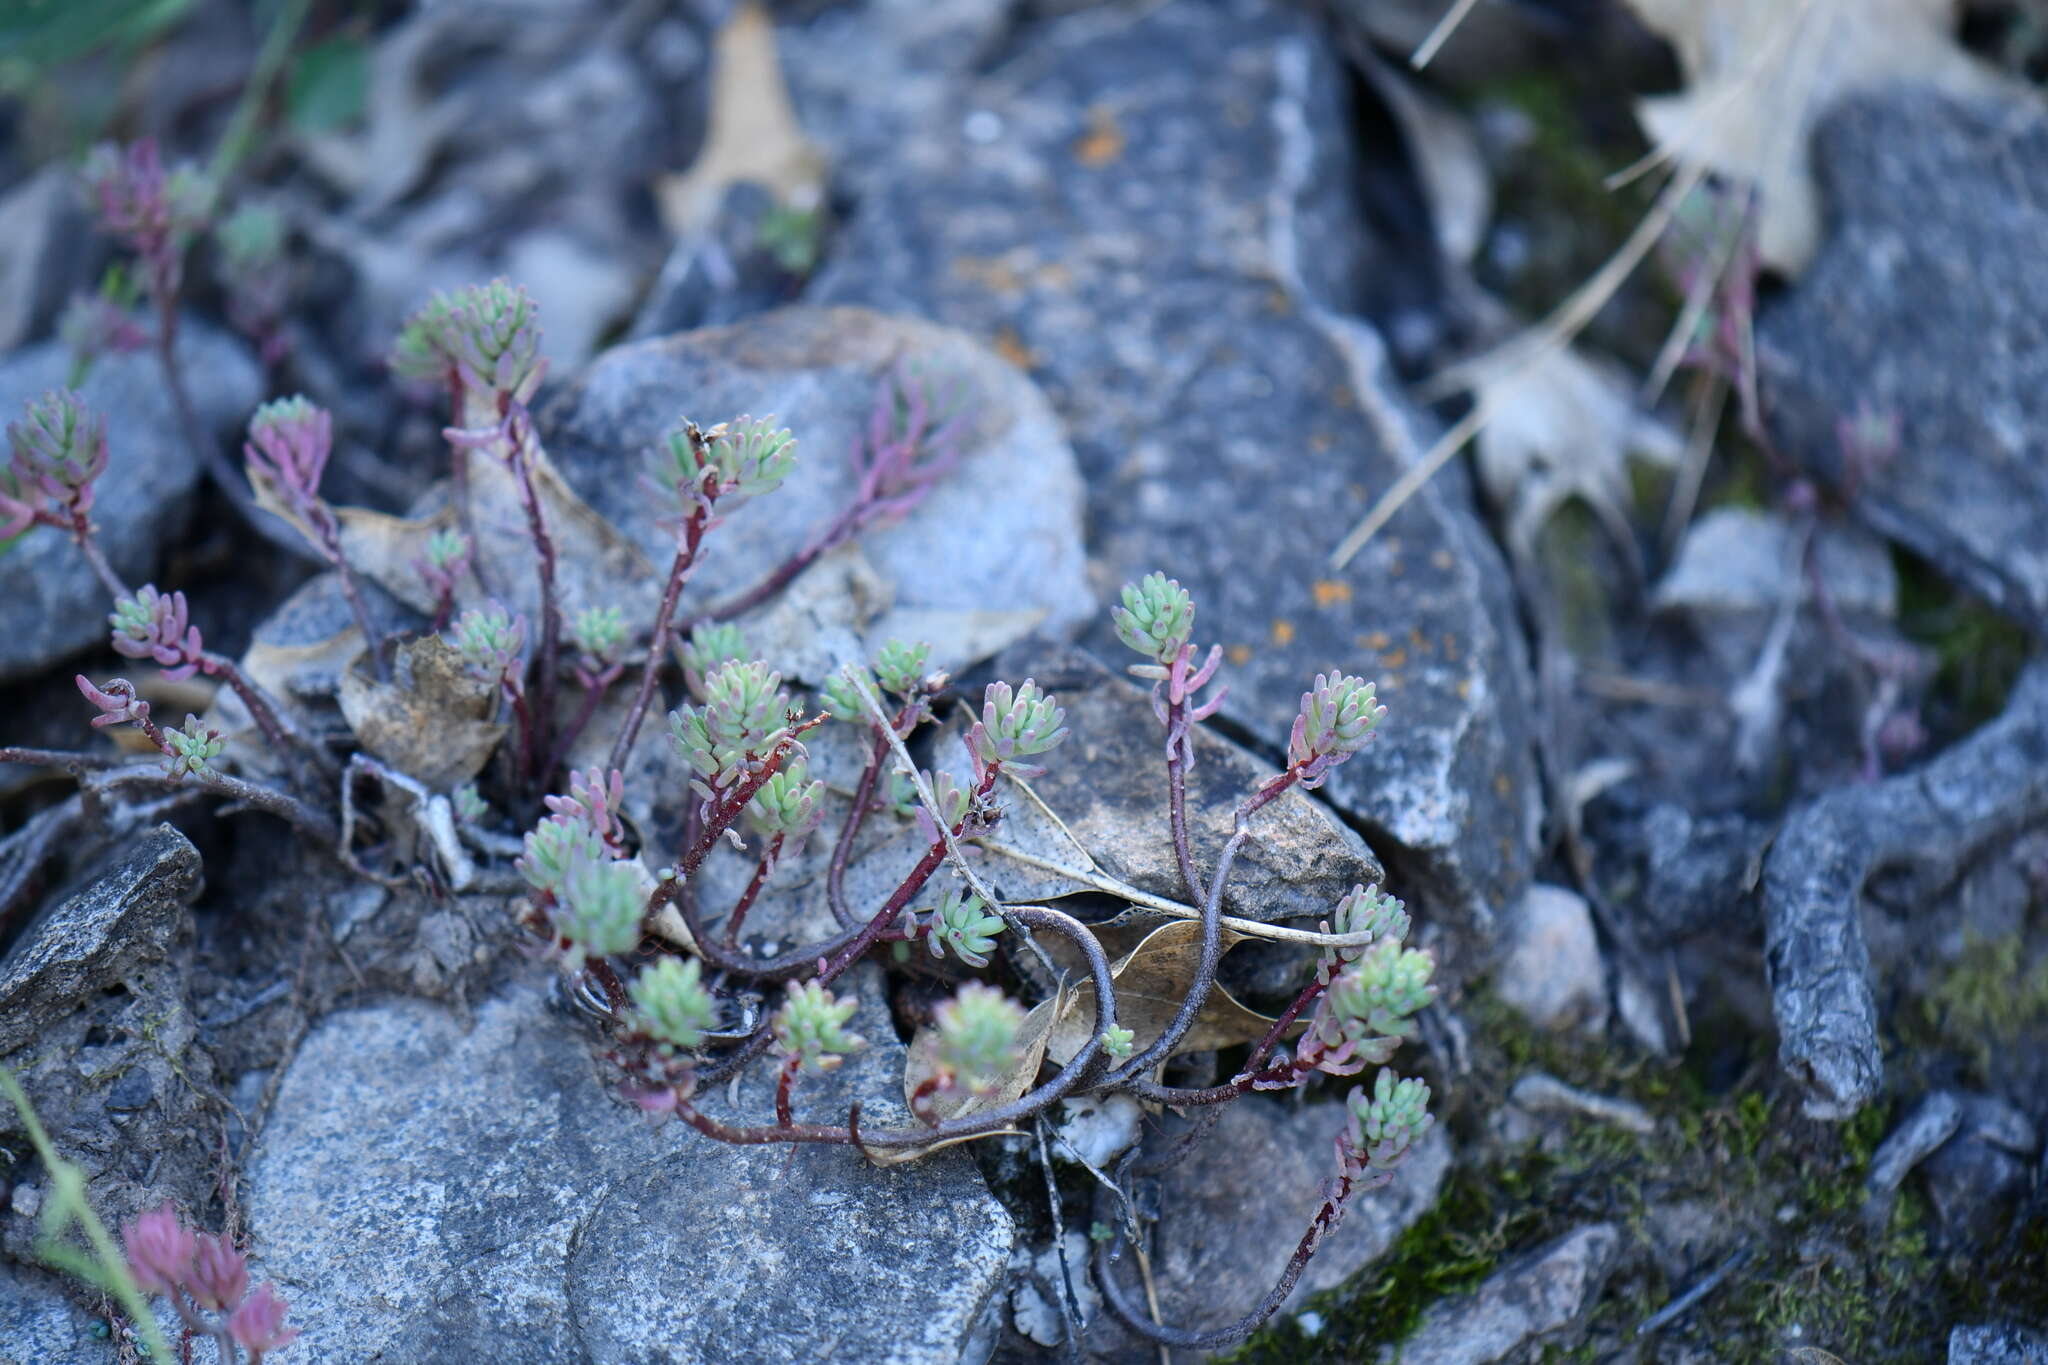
[1621,0,2017,274]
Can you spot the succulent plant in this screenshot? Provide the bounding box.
[544,767,628,854]
[227,1283,301,1354]
[109,585,203,679]
[122,1203,196,1296]
[873,639,932,696]
[745,758,825,843]
[1286,671,1384,785]
[628,955,719,1054]
[393,279,545,415]
[680,622,749,701]
[163,716,225,782]
[819,664,876,725]
[2,389,107,537]
[1304,938,1436,1074]
[447,605,525,685]
[1111,572,1196,666]
[452,783,490,825]
[243,395,334,518]
[1320,882,1409,982]
[922,888,1006,969]
[188,1232,249,1311]
[79,139,210,280]
[75,675,150,732]
[568,606,628,668]
[1340,1069,1434,1187]
[668,660,790,795]
[515,814,609,895]
[1101,1025,1137,1062]
[772,981,864,1076]
[971,679,1067,769]
[900,768,971,845]
[554,855,645,959]
[931,982,1027,1095]
[652,415,796,513]
[416,526,473,604]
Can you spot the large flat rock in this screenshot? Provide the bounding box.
[244,968,1013,1364]
[806,0,1539,966]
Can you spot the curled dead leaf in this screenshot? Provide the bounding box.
[337,634,506,789]
[860,993,1058,1167]
[1044,919,1286,1068]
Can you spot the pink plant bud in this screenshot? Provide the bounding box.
[121,1203,196,1297]
[7,389,108,524]
[227,1282,300,1353]
[109,585,203,679]
[77,674,150,730]
[244,396,334,515]
[188,1232,249,1310]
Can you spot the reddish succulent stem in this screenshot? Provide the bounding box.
[826,716,907,928]
[909,1075,944,1126]
[198,651,322,771]
[505,682,537,783]
[67,514,129,601]
[1100,773,1297,1087]
[505,412,560,767]
[694,502,859,626]
[722,835,782,946]
[307,504,387,681]
[609,506,710,772]
[90,762,338,847]
[1096,1165,1359,1348]
[151,299,317,565]
[1247,977,1324,1073]
[1164,697,1199,900]
[774,1055,801,1129]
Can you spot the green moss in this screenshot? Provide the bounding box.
[1224,986,2042,1363]
[1918,932,2048,1074]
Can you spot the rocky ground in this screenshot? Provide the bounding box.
[1,1,2047,1362]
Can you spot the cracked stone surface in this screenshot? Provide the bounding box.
[244,967,1012,1364]
[1380,1223,1619,1365]
[1761,92,2048,633]
[0,826,221,1268]
[807,0,1539,974]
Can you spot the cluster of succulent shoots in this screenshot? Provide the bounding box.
[121,1204,298,1363]
[10,136,1435,1355]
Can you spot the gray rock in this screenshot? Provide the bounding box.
[1089,1096,1450,1357]
[1920,1095,2040,1244]
[1762,660,2048,1119]
[807,0,1540,972]
[1380,1223,1619,1365]
[976,647,1385,925]
[0,166,86,353]
[1759,92,2048,633]
[1493,884,1607,1032]
[1611,803,1766,945]
[0,827,216,1263]
[538,306,1094,673]
[0,320,261,680]
[1865,1092,1965,1197]
[1952,1323,2048,1365]
[245,967,1013,1364]
[0,1261,111,1365]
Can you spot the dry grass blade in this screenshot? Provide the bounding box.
[1409,0,1485,71]
[1328,157,1708,570]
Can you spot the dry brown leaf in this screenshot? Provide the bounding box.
[654,2,826,238]
[1044,919,1283,1068]
[861,994,1059,1167]
[331,434,658,629]
[1458,338,1682,558]
[1622,0,2014,274]
[336,634,506,789]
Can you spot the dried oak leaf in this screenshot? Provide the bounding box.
[1622,0,2014,274]
[862,994,1059,1167]
[1045,919,1282,1068]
